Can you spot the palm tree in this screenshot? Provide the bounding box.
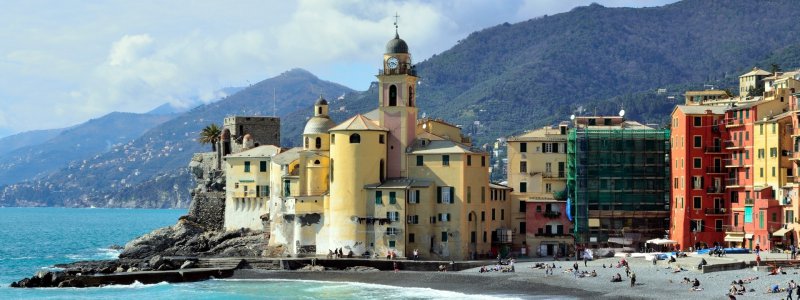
[198,123,222,151]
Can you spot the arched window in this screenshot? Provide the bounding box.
[317,107,322,115]
[349,133,361,143]
[304,137,309,148]
[379,159,385,182]
[408,86,414,107]
[314,160,320,165]
[315,137,322,149]
[389,85,397,106]
[330,159,334,182]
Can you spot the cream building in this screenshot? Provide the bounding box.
[223,30,513,260]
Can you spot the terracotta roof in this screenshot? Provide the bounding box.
[329,114,387,131]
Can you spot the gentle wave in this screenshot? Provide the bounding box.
[100,280,169,289]
[219,278,526,300]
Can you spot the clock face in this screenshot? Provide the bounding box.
[387,57,399,69]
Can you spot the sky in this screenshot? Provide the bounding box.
[0,0,677,138]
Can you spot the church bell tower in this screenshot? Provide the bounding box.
[378,20,418,178]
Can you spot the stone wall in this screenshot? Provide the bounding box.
[187,191,225,231]
[223,116,281,153]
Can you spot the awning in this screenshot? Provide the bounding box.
[745,233,754,239]
[724,233,744,242]
[773,227,793,237]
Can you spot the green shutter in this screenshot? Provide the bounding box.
[376,191,383,204]
[389,192,396,204]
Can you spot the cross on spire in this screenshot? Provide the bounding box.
[393,12,400,36]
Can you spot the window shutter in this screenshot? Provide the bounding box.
[450,187,455,203]
[552,143,559,153]
[437,187,442,203]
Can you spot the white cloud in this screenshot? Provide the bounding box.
[0,0,678,137]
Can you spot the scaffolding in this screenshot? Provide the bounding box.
[567,127,671,247]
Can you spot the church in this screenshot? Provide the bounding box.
[222,28,514,260]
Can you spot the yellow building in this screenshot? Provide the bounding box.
[739,67,771,97]
[223,30,513,260]
[506,123,573,256]
[223,145,281,231]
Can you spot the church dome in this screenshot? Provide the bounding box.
[315,96,328,106]
[385,33,408,54]
[303,116,336,135]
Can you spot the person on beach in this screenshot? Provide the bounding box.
[393,262,398,273]
[590,270,597,277]
[792,244,797,260]
[756,254,761,266]
[629,272,636,287]
[788,280,797,300]
[625,265,631,277]
[574,262,579,273]
[729,281,738,296]
[611,273,622,282]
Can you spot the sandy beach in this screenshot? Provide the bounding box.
[232,252,800,299]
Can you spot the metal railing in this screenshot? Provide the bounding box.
[704,208,726,215]
[704,146,723,153]
[707,186,725,193]
[706,166,725,173]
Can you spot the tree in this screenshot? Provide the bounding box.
[198,123,221,151]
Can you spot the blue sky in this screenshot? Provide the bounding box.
[0,0,677,138]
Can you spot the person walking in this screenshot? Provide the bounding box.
[788,280,796,300]
[573,261,579,273]
[792,244,797,260]
[630,271,636,287]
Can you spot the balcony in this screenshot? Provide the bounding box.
[745,198,754,205]
[543,211,561,218]
[724,159,745,168]
[723,225,744,233]
[724,140,745,150]
[704,207,727,215]
[541,172,566,179]
[725,118,744,128]
[725,178,742,188]
[706,166,725,174]
[707,186,725,194]
[704,146,724,154]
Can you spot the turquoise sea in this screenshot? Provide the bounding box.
[0,208,540,299]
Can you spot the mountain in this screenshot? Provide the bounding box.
[0,128,65,156]
[8,0,800,207]
[0,112,176,186]
[146,87,245,115]
[0,69,353,208]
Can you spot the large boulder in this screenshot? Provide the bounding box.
[119,219,205,259]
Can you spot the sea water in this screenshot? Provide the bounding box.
[0,208,562,299]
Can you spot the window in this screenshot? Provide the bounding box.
[467,155,472,166]
[416,155,423,166]
[760,168,764,178]
[331,134,335,144]
[349,133,361,143]
[375,191,383,204]
[520,142,527,153]
[260,161,267,172]
[694,117,701,127]
[770,147,778,157]
[693,196,701,209]
[481,187,486,203]
[692,176,703,189]
[387,211,400,221]
[408,233,415,243]
[379,135,385,144]
[501,209,505,220]
[389,191,396,204]
[481,156,486,167]
[492,209,496,220]
[330,159,334,182]
[438,213,451,222]
[545,162,552,173]
[442,155,450,166]
[772,167,776,177]
[407,215,419,224]
[409,190,419,204]
[437,186,454,203]
[481,211,485,221]
[520,222,526,234]
[519,182,527,193]
[693,158,701,169]
[304,137,309,148]
[387,227,399,235]
[693,136,702,148]
[257,185,270,197]
[470,231,476,243]
[483,231,487,243]
[519,201,526,212]
[244,161,251,172]
[543,143,553,153]
[467,186,472,203]
[442,232,448,242]
[315,137,321,149]
[715,220,723,232]
[520,161,527,173]
[545,183,552,193]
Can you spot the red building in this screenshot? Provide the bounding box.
[525,199,572,257]
[670,105,728,250]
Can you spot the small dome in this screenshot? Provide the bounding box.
[315,96,328,106]
[303,116,336,135]
[243,133,253,141]
[385,33,409,54]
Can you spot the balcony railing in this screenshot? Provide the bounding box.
[707,186,725,193]
[745,198,754,205]
[706,166,725,173]
[543,211,561,218]
[725,118,744,127]
[725,178,740,186]
[704,207,727,215]
[724,159,744,168]
[723,225,744,232]
[704,146,723,154]
[724,140,744,149]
